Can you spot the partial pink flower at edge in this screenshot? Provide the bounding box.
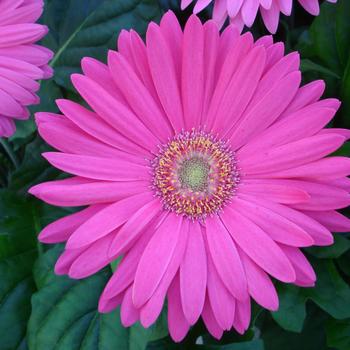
[29,11,350,342]
[181,0,338,33]
[0,0,53,137]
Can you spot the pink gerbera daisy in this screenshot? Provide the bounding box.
[0,0,53,137]
[181,0,337,33]
[30,12,350,342]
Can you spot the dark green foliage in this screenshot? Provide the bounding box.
[0,0,350,349]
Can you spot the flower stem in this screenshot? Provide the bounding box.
[0,138,19,169]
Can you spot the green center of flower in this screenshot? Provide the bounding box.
[152,130,240,219]
[179,158,210,192]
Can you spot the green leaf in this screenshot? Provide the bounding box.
[42,0,162,91]
[326,318,350,350]
[341,56,350,122]
[0,192,38,350]
[28,246,168,350]
[271,284,307,333]
[307,2,342,73]
[306,236,350,259]
[304,259,350,320]
[8,137,59,193]
[334,0,350,66]
[297,0,350,126]
[300,59,340,79]
[0,187,77,350]
[271,258,350,334]
[146,337,264,350]
[9,79,63,149]
[196,339,264,349]
[262,307,329,350]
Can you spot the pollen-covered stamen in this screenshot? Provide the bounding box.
[152,130,239,220]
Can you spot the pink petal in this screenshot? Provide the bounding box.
[211,45,266,133]
[201,297,224,340]
[206,249,236,330]
[234,197,314,247]
[101,220,158,300]
[107,50,172,141]
[221,207,296,282]
[66,192,153,249]
[205,32,253,128]
[132,214,183,308]
[281,80,326,117]
[239,194,334,246]
[42,152,148,182]
[201,20,220,116]
[140,220,189,327]
[238,181,310,204]
[280,245,316,287]
[240,134,345,175]
[121,287,139,327]
[301,210,350,233]
[69,234,115,279]
[167,274,190,342]
[36,204,105,243]
[108,199,162,258]
[299,0,320,15]
[253,157,350,180]
[71,74,159,151]
[180,221,207,325]
[228,71,301,149]
[182,15,204,129]
[146,23,184,132]
[29,177,149,207]
[233,298,251,334]
[56,99,147,156]
[206,216,248,300]
[261,1,280,34]
[239,248,279,310]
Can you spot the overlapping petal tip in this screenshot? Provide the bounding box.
[29,11,349,342]
[181,0,337,33]
[0,0,53,137]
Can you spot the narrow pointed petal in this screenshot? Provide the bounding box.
[206,216,248,300]
[43,152,148,182]
[182,15,204,129]
[121,287,139,327]
[140,221,189,328]
[180,222,207,325]
[240,134,345,175]
[222,207,296,282]
[234,197,314,247]
[108,199,162,258]
[66,193,153,249]
[302,210,350,233]
[239,194,334,246]
[239,248,279,310]
[280,245,316,286]
[201,297,224,340]
[206,246,236,330]
[37,204,105,243]
[167,274,190,342]
[133,215,183,308]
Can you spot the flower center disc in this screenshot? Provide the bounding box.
[152,130,239,220]
[179,158,209,192]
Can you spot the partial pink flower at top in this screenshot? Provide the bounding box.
[30,11,350,342]
[181,0,337,33]
[0,0,53,137]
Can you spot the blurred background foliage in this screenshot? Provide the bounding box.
[0,0,349,349]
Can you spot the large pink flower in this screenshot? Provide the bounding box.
[0,0,53,137]
[30,12,350,341]
[181,0,337,33]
